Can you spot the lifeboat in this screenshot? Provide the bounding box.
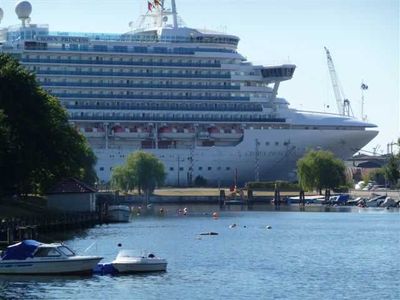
[208,127,243,140]
[158,126,195,140]
[113,126,150,139]
[80,127,106,138]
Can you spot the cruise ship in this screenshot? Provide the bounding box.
[0,1,378,185]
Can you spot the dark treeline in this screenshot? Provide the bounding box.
[0,54,97,196]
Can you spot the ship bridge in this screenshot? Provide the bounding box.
[260,64,296,83]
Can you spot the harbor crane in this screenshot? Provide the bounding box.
[324,47,353,117]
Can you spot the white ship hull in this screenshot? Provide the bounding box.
[95,127,378,185]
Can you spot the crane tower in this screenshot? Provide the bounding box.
[324,47,353,116]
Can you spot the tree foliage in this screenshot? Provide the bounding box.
[111,151,165,194]
[297,150,346,192]
[0,54,97,195]
[383,154,400,187]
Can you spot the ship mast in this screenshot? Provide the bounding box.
[171,0,178,29]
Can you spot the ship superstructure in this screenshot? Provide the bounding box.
[0,1,378,185]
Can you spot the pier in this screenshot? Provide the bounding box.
[0,212,103,246]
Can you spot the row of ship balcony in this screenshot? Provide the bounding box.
[25,45,237,55]
[55,93,250,101]
[42,82,240,90]
[79,126,244,140]
[66,104,263,112]
[22,58,222,68]
[70,114,285,123]
[34,70,231,79]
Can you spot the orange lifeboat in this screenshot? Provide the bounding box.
[158,126,195,140]
[209,127,243,140]
[113,125,150,139]
[80,126,105,138]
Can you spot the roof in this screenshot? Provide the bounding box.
[1,240,42,260]
[46,178,97,194]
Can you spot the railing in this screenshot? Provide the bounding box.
[42,82,240,90]
[65,104,263,112]
[53,93,250,101]
[35,70,231,79]
[22,58,222,68]
[47,31,239,46]
[70,115,286,123]
[24,45,237,54]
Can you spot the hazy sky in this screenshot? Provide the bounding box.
[1,0,399,154]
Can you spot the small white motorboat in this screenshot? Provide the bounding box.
[0,240,103,275]
[107,205,131,223]
[111,250,167,273]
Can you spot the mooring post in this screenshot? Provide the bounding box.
[274,183,281,208]
[219,189,225,209]
[299,189,305,206]
[247,189,253,210]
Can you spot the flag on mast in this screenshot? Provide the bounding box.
[148,1,153,11]
[361,83,368,90]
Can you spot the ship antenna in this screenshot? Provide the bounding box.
[171,0,178,29]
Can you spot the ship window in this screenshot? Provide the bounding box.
[226,167,231,171]
[58,246,75,256]
[265,142,270,146]
[198,167,203,171]
[179,167,184,171]
[170,167,174,171]
[100,167,104,171]
[34,247,61,257]
[208,167,212,171]
[275,142,279,146]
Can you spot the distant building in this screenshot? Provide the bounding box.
[46,178,97,212]
[346,154,388,181]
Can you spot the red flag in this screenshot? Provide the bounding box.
[148,1,153,11]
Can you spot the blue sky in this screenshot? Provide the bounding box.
[1,0,399,154]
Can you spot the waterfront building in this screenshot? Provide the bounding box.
[0,1,378,185]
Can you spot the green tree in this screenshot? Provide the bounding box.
[297,150,346,193]
[111,151,165,195]
[0,54,97,195]
[384,154,400,187]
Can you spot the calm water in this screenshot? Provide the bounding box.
[0,207,399,300]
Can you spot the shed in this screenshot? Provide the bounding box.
[46,178,97,212]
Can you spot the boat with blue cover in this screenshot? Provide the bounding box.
[0,240,103,275]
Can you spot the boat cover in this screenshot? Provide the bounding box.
[1,240,42,260]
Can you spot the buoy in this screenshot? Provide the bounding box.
[266,225,272,229]
[229,223,237,228]
[212,212,219,218]
[117,243,122,247]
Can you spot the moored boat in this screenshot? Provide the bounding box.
[107,205,131,223]
[111,250,167,273]
[0,240,103,275]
